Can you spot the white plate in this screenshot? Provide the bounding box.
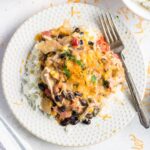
[2,3,146,146]
[122,0,150,20]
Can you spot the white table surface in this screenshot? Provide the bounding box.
[0,0,150,150]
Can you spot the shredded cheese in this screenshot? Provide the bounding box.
[130,134,144,150]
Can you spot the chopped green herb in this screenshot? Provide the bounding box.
[68,54,85,69]
[60,51,71,58]
[63,65,71,78]
[68,55,76,61]
[60,51,85,69]
[91,75,97,84]
[47,114,51,118]
[116,15,119,19]
[75,59,85,68]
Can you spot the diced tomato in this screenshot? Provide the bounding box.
[71,37,79,47]
[41,31,51,37]
[97,36,110,52]
[44,88,51,97]
[113,53,120,59]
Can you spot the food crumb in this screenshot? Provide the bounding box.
[121,84,128,92]
[13,101,23,106]
[99,114,112,120]
[49,3,54,7]
[134,18,144,34]
[27,51,31,60]
[22,59,24,64]
[130,134,144,150]
[71,6,80,17]
[67,0,81,3]
[20,67,22,74]
[112,129,116,133]
[96,123,100,127]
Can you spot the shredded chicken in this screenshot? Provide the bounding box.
[37,40,62,54]
[41,67,55,99]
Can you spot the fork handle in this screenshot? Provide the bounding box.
[120,53,150,128]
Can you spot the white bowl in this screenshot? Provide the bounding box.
[122,0,150,20]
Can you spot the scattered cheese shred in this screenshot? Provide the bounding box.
[99,114,112,120]
[22,59,24,64]
[67,0,81,3]
[71,6,80,17]
[135,18,144,34]
[13,102,23,106]
[130,134,144,150]
[20,67,22,74]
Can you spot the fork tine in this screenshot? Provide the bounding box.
[98,14,110,44]
[105,13,116,42]
[106,13,121,41]
[101,13,114,43]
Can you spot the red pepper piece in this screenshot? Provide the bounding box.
[71,37,79,47]
[41,31,51,37]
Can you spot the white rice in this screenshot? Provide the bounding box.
[22,44,42,110]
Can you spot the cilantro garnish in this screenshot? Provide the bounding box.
[63,65,71,78]
[60,51,85,69]
[91,75,97,84]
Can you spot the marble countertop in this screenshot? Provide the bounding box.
[0,0,150,150]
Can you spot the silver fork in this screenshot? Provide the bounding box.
[98,12,150,128]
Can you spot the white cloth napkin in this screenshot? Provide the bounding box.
[0,116,32,150]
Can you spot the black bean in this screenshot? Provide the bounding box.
[80,40,83,45]
[58,106,66,112]
[103,80,110,88]
[60,118,70,126]
[70,116,79,125]
[86,114,93,119]
[66,92,75,100]
[93,107,100,116]
[80,32,84,35]
[82,119,91,125]
[88,41,94,46]
[58,34,64,39]
[74,91,83,97]
[74,28,80,33]
[55,95,63,102]
[59,53,66,59]
[72,110,78,116]
[38,83,47,91]
[80,99,88,106]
